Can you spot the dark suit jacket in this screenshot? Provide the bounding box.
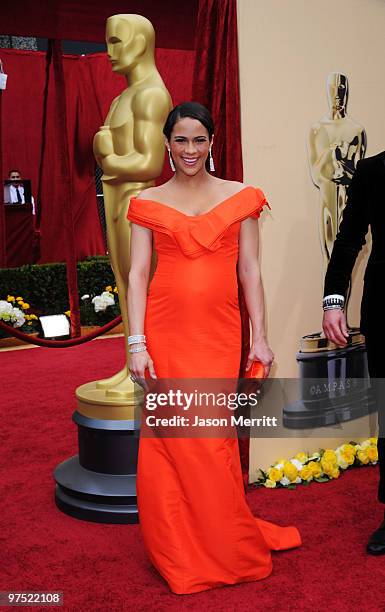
[324,151,385,335]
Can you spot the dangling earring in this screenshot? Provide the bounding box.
[209,147,215,172]
[168,148,175,172]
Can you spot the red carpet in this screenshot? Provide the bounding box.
[1,337,385,611]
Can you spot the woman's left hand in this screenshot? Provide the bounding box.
[246,338,274,378]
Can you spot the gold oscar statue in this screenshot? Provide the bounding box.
[307,72,366,272]
[77,14,172,412]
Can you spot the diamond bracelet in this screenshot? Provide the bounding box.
[128,334,146,345]
[129,345,147,354]
[323,305,344,311]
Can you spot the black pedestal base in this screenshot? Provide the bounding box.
[283,388,377,429]
[285,340,376,429]
[54,411,139,524]
[54,456,138,524]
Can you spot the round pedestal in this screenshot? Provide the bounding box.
[284,332,377,429]
[54,381,142,524]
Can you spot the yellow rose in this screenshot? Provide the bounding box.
[25,314,30,320]
[299,465,313,481]
[16,296,23,301]
[330,467,340,479]
[7,295,15,302]
[21,303,30,310]
[105,285,113,292]
[27,321,33,326]
[113,286,118,293]
[30,314,38,320]
[64,310,71,317]
[321,458,336,477]
[268,467,283,482]
[367,446,378,463]
[357,449,369,465]
[338,445,355,466]
[295,452,308,464]
[283,461,298,482]
[341,443,355,454]
[308,461,323,478]
[322,449,337,465]
[264,479,277,488]
[369,437,377,446]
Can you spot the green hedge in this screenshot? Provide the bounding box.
[0,256,121,329]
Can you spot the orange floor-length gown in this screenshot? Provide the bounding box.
[127,186,301,595]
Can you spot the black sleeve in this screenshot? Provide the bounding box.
[323,160,370,298]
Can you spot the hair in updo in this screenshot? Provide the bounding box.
[163,101,214,140]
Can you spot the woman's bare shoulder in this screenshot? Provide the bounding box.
[214,179,254,196]
[135,187,158,201]
[136,183,172,201]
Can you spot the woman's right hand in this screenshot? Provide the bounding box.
[129,347,157,390]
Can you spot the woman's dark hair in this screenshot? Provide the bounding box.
[163,101,214,140]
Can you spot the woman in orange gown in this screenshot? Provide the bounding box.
[127,102,301,594]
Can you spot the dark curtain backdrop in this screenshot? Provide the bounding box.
[192,0,243,181]
[0,0,198,50]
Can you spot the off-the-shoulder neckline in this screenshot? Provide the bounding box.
[130,185,255,219]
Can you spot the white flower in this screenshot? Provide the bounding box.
[13,307,25,328]
[280,476,291,486]
[294,477,302,484]
[0,302,25,327]
[336,450,349,470]
[91,291,115,312]
[92,296,107,312]
[308,452,321,461]
[81,294,90,301]
[290,458,303,471]
[360,440,371,450]
[0,300,14,315]
[100,291,115,305]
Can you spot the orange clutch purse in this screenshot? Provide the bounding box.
[244,360,265,379]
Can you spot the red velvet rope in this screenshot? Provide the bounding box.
[0,315,122,348]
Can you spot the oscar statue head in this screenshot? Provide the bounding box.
[106,14,155,74]
[327,72,349,115]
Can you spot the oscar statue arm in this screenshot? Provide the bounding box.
[100,87,170,181]
[307,124,332,187]
[323,159,370,298]
[93,97,119,166]
[104,95,120,125]
[356,128,367,165]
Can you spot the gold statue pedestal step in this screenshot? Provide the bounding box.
[54,382,143,524]
[284,329,377,429]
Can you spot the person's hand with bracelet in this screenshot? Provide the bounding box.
[322,294,349,347]
[128,334,157,389]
